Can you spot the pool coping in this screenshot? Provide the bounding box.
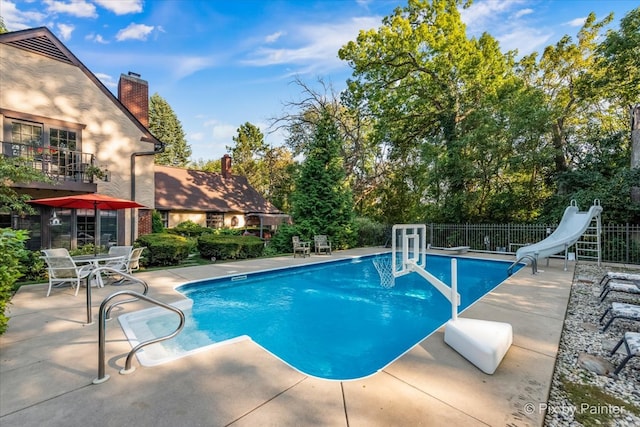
[1,247,574,426]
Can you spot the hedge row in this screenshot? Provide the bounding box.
[197,234,264,260]
[135,233,191,266]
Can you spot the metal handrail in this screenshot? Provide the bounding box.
[507,254,538,276]
[84,267,148,325]
[93,290,185,384]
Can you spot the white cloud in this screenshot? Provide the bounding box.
[94,0,143,15]
[115,23,154,41]
[172,56,215,79]
[44,0,97,18]
[460,0,554,57]
[86,33,108,44]
[0,0,47,30]
[265,31,285,43]
[497,28,553,57]
[565,17,587,27]
[243,16,380,74]
[56,23,74,40]
[515,8,534,19]
[460,0,527,29]
[94,72,117,89]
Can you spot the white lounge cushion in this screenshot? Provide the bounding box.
[444,318,513,375]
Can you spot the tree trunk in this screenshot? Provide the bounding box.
[631,104,640,204]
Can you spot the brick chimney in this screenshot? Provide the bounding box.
[221,154,232,179]
[118,71,149,127]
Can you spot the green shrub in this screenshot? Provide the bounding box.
[167,220,213,238]
[197,234,264,260]
[354,217,388,247]
[18,250,46,282]
[151,210,165,233]
[268,224,303,253]
[0,228,29,335]
[135,233,191,266]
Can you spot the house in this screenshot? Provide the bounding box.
[155,157,290,237]
[0,27,161,250]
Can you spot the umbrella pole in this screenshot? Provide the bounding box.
[94,203,99,255]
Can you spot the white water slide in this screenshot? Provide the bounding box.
[516,200,602,264]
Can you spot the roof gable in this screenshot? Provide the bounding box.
[155,165,282,214]
[0,27,160,147]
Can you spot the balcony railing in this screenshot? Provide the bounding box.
[2,141,97,184]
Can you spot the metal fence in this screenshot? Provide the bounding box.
[427,223,640,265]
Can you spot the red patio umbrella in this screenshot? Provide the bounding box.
[29,194,146,253]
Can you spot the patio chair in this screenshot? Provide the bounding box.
[314,235,332,255]
[598,271,640,288]
[599,280,640,302]
[42,248,71,257]
[41,254,93,297]
[102,246,133,282]
[610,331,640,377]
[599,302,640,332]
[127,247,146,273]
[292,236,310,258]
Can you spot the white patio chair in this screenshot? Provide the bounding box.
[41,254,93,297]
[102,246,133,282]
[127,247,146,274]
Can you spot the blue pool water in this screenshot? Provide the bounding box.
[123,254,520,380]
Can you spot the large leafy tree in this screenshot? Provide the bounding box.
[274,77,386,218]
[291,110,355,248]
[339,0,535,222]
[227,122,269,194]
[596,7,640,204]
[149,93,191,167]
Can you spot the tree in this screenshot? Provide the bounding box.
[290,110,356,248]
[597,7,640,203]
[1,157,50,214]
[274,77,388,219]
[227,122,269,193]
[149,93,191,166]
[339,0,536,222]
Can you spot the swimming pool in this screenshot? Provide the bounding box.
[119,253,521,380]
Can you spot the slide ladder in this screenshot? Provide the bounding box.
[515,199,603,271]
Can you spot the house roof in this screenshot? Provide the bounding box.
[0,27,161,149]
[155,165,282,214]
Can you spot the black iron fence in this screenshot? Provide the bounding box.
[2,141,96,183]
[427,223,639,265]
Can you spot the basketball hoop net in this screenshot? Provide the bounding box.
[373,256,395,288]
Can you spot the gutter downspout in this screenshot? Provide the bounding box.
[130,148,161,243]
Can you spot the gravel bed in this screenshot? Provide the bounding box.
[544,262,640,426]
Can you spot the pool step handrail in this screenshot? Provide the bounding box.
[84,267,149,325]
[93,290,185,384]
[507,254,537,276]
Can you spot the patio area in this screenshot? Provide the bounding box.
[1,248,575,426]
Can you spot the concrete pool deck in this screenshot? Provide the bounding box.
[1,248,574,426]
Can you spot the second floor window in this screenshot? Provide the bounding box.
[50,129,77,151]
[11,122,43,152]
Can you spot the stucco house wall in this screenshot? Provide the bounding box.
[0,27,159,247]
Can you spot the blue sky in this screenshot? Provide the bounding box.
[2,0,637,162]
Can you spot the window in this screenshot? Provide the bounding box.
[10,122,43,157]
[159,211,169,228]
[50,128,77,150]
[206,213,224,228]
[11,122,43,146]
